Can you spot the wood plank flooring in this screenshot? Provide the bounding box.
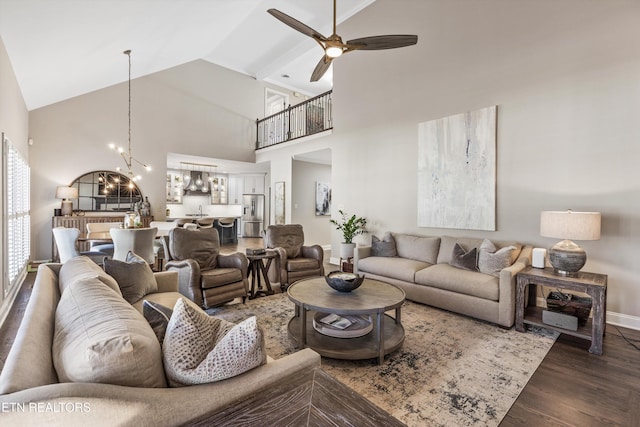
[1,241,639,426]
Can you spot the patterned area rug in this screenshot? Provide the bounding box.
[207,293,557,427]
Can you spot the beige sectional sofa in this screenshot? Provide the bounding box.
[0,257,320,426]
[355,233,532,328]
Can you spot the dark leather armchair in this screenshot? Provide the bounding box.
[264,224,324,289]
[163,227,249,308]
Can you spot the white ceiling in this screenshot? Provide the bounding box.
[0,0,375,111]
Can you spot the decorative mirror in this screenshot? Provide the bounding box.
[69,170,143,212]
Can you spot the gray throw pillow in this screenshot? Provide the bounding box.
[104,251,158,304]
[449,243,478,271]
[143,300,173,345]
[371,233,397,257]
[478,239,518,277]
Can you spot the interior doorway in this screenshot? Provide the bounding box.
[265,88,289,117]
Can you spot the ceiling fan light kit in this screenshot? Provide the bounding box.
[268,0,417,82]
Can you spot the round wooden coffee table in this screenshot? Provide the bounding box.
[287,277,405,364]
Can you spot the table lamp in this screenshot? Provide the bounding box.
[540,210,601,276]
[56,186,78,216]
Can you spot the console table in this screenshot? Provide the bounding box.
[515,267,607,355]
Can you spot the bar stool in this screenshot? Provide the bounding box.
[196,217,215,229]
[218,217,236,245]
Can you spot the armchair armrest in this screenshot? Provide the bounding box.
[153,270,178,293]
[353,246,371,274]
[301,245,324,263]
[217,253,249,275]
[498,245,533,327]
[164,259,203,307]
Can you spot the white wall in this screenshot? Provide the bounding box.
[319,0,639,323]
[0,35,29,316]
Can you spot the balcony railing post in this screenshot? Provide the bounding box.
[255,90,332,150]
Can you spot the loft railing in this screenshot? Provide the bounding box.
[256,90,332,150]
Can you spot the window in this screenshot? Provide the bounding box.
[70,171,143,212]
[3,134,30,296]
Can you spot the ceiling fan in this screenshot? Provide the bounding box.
[268,0,418,82]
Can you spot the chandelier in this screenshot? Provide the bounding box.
[109,49,151,181]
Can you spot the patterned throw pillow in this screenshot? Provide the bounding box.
[371,233,397,257]
[143,300,173,345]
[163,299,267,387]
[477,239,518,277]
[449,243,478,271]
[104,251,157,304]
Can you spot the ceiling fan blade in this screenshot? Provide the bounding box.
[346,35,418,51]
[310,56,333,82]
[267,9,327,41]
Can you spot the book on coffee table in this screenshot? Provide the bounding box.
[313,312,373,338]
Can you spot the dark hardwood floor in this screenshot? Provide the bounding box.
[1,243,639,426]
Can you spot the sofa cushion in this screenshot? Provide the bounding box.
[170,228,219,269]
[449,243,478,271]
[53,277,166,388]
[358,256,431,283]
[415,263,500,301]
[58,255,121,296]
[104,251,158,304]
[371,233,397,257]
[163,298,266,387]
[478,239,521,277]
[143,300,173,345]
[392,233,440,264]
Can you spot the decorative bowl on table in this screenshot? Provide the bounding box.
[325,271,364,293]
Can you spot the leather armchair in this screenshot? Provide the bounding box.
[264,224,324,289]
[163,228,249,309]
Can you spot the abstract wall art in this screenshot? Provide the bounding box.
[417,105,497,231]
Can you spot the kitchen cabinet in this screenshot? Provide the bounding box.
[166,170,183,204]
[210,175,228,204]
[228,175,243,205]
[243,174,265,194]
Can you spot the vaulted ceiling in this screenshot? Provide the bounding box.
[0,0,374,111]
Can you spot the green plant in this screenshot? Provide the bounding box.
[329,210,367,244]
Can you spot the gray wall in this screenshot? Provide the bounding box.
[292,159,331,247]
[28,60,288,261]
[258,0,640,326]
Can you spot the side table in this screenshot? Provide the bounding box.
[515,266,607,355]
[247,250,277,299]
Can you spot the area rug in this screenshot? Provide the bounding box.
[206,294,558,427]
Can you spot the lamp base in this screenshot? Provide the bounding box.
[548,240,586,277]
[61,200,73,217]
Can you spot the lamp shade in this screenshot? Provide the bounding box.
[540,211,601,241]
[55,186,78,200]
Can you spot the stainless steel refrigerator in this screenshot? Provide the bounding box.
[242,194,264,237]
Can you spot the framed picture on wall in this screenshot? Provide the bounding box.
[274,181,285,224]
[315,181,331,216]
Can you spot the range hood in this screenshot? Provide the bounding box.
[183,171,210,196]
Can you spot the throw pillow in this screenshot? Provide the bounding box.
[478,239,518,277]
[163,298,267,387]
[143,300,173,345]
[53,277,166,388]
[449,243,478,271]
[104,251,158,304]
[371,233,397,257]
